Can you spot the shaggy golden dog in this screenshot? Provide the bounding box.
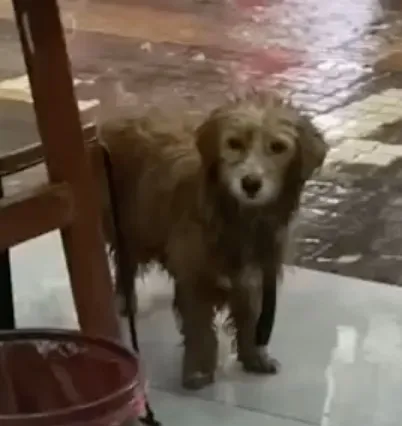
[99,90,327,390]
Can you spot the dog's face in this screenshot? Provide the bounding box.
[217,101,298,206]
[196,91,327,206]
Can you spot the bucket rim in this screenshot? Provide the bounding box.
[0,328,141,425]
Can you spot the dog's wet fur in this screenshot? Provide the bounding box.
[99,90,328,390]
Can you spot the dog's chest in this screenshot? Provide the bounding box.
[217,264,263,291]
[213,218,279,270]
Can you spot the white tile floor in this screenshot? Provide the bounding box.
[10,231,402,426]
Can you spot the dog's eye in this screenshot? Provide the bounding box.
[227,137,244,151]
[270,140,287,154]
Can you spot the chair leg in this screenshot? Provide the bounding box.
[0,179,15,330]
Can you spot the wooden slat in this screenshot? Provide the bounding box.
[0,143,43,178]
[0,123,98,177]
[0,180,15,329]
[0,183,74,251]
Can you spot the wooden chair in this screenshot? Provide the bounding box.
[0,0,119,339]
[0,3,161,424]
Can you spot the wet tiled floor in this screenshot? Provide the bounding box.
[11,231,402,426]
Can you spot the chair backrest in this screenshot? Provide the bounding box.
[0,0,119,340]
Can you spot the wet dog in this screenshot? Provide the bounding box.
[99,90,328,390]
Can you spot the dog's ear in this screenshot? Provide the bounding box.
[297,115,328,180]
[196,114,221,170]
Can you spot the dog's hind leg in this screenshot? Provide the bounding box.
[253,271,280,373]
[175,283,217,390]
[113,238,139,347]
[115,250,137,317]
[172,285,183,335]
[231,265,279,374]
[255,277,276,346]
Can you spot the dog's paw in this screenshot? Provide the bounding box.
[241,350,280,375]
[182,371,214,390]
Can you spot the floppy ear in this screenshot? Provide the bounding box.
[297,115,328,180]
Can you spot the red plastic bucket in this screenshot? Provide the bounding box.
[0,329,144,425]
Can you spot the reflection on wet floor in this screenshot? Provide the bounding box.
[296,176,402,285]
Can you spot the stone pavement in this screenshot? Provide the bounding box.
[2,0,402,285]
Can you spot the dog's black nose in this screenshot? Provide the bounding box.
[241,175,262,197]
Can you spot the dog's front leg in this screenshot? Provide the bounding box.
[231,265,278,374]
[175,283,217,390]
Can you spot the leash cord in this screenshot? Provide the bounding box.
[101,143,161,426]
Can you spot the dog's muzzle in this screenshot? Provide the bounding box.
[241,175,262,198]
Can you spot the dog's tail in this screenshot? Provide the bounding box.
[100,143,136,335]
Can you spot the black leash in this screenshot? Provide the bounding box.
[100,143,161,426]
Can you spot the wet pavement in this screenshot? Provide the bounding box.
[2,0,402,285]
